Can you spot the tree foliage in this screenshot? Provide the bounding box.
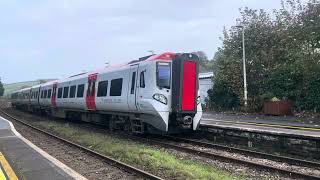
[0,78,4,97]
[209,0,320,111]
[193,51,214,72]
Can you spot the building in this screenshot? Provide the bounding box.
[199,72,214,105]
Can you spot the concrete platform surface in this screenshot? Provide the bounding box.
[201,112,320,139]
[0,116,87,180]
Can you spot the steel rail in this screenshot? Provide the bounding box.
[142,136,320,180]
[161,135,320,168]
[2,108,319,179]
[0,109,163,180]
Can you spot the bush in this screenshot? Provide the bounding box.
[208,81,240,110]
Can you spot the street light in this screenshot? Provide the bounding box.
[234,25,248,107]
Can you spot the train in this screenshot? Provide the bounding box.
[10,52,202,134]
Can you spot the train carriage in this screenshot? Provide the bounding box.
[11,52,202,134]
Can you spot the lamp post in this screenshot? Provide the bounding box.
[234,25,248,107]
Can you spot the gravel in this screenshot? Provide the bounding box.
[0,110,139,180]
[4,107,315,180]
[163,139,320,178]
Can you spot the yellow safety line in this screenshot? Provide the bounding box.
[0,166,7,180]
[202,118,320,131]
[0,152,18,180]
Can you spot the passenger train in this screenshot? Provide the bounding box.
[10,52,202,134]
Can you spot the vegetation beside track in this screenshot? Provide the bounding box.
[32,120,242,180]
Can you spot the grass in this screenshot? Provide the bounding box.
[35,120,244,180]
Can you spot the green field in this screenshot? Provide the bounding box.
[3,79,55,97]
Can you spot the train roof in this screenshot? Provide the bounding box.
[23,52,178,90]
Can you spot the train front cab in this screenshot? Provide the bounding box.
[146,53,202,134]
[169,53,202,133]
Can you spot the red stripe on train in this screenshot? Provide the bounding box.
[181,61,196,111]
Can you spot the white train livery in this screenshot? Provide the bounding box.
[11,52,202,134]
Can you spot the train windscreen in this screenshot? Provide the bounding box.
[156,62,171,89]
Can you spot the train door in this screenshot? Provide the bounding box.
[86,74,97,110]
[136,66,148,111]
[128,65,139,111]
[51,83,57,107]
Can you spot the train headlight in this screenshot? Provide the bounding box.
[153,93,167,105]
[197,96,201,105]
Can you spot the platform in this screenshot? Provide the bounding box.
[0,116,86,180]
[200,112,320,139]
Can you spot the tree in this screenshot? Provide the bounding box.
[193,51,215,72]
[209,0,320,112]
[0,78,4,97]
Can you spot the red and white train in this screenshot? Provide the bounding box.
[11,52,202,134]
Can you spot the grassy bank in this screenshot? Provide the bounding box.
[33,120,243,179]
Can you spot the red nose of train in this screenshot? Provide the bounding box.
[171,53,199,115]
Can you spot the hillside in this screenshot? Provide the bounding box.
[3,79,56,97]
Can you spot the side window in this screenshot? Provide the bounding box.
[63,87,69,98]
[52,88,56,98]
[140,71,145,88]
[44,90,48,99]
[57,88,63,98]
[97,81,108,97]
[77,84,84,98]
[130,72,136,94]
[110,78,123,96]
[69,85,76,98]
[48,89,52,98]
[41,91,44,98]
[87,82,91,97]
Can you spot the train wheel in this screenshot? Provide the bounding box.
[124,117,132,134]
[109,116,115,131]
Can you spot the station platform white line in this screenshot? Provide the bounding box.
[0,116,87,180]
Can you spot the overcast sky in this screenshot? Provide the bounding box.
[0,0,283,84]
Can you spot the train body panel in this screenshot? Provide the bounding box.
[30,85,40,106]
[56,77,87,110]
[11,52,202,133]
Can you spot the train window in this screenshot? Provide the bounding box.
[156,62,171,89]
[36,91,39,99]
[131,72,136,94]
[48,89,52,98]
[57,88,63,98]
[44,90,48,99]
[77,84,84,98]
[69,85,76,98]
[87,81,91,97]
[91,81,96,96]
[41,91,44,98]
[63,87,69,98]
[110,78,123,96]
[140,71,145,88]
[97,81,108,97]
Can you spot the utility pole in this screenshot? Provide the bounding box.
[234,25,248,107]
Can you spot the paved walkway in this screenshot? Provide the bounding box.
[201,112,320,139]
[0,116,86,180]
[202,112,320,128]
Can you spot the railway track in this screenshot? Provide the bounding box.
[160,135,320,168]
[142,135,320,179]
[2,108,320,179]
[0,109,163,180]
